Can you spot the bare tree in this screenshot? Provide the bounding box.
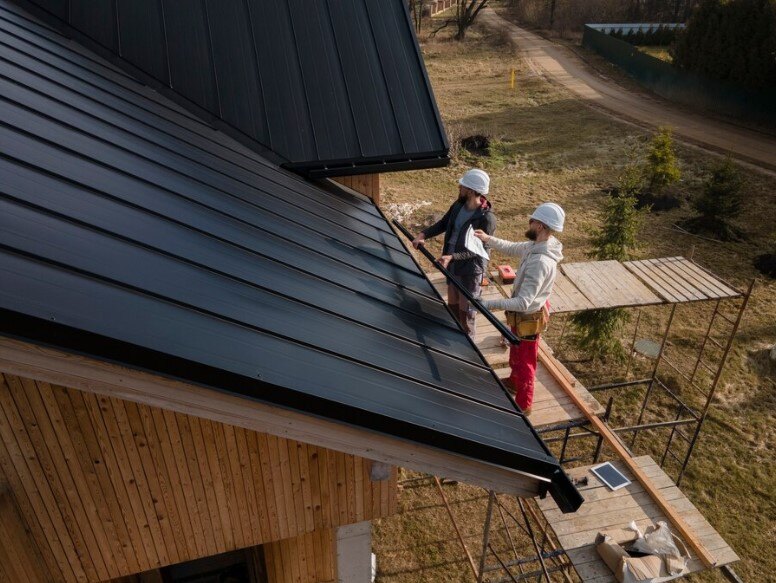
[432,0,490,40]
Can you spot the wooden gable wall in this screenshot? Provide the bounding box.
[0,372,396,583]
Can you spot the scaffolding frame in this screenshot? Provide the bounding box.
[546,277,753,486]
[410,285,751,582]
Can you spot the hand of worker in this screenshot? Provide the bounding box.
[473,229,490,243]
[411,233,425,249]
[438,255,452,269]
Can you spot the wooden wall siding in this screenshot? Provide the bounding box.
[264,528,336,583]
[0,373,397,583]
[0,490,52,583]
[332,174,380,205]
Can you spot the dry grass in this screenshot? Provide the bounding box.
[374,17,776,583]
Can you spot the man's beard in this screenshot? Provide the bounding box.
[525,228,537,241]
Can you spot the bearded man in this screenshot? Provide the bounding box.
[473,203,565,415]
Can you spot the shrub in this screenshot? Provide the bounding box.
[672,0,776,91]
[570,167,645,361]
[681,158,745,241]
[644,127,680,194]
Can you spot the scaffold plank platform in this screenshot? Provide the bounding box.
[427,271,605,427]
[536,456,740,582]
[624,257,741,302]
[552,271,597,312]
[561,260,663,309]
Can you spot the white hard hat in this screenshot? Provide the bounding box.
[531,202,565,232]
[459,169,490,195]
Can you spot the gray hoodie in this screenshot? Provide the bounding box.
[481,236,563,314]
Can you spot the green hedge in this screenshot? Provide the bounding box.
[672,0,776,91]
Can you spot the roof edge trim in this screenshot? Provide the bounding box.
[0,332,552,499]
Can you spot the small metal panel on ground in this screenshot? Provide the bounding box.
[536,456,739,582]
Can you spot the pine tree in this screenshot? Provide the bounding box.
[570,167,644,361]
[644,127,680,194]
[682,157,745,241]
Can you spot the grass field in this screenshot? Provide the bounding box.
[637,46,674,63]
[373,19,775,583]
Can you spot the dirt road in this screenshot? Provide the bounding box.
[479,8,776,173]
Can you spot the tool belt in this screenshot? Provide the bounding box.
[506,305,550,339]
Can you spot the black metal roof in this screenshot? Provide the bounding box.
[12,0,450,177]
[0,1,579,511]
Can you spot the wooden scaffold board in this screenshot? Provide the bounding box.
[561,261,663,309]
[624,257,741,303]
[536,456,739,582]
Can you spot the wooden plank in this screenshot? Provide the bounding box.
[130,403,184,565]
[10,375,108,581]
[221,423,252,546]
[109,397,170,567]
[675,259,739,298]
[644,258,705,301]
[286,438,307,537]
[175,413,220,553]
[650,258,709,301]
[536,352,719,567]
[234,426,264,544]
[316,447,335,530]
[52,386,137,575]
[160,408,207,557]
[76,390,151,573]
[245,429,273,541]
[0,490,51,583]
[0,426,70,582]
[257,432,282,540]
[563,261,662,309]
[0,375,90,582]
[550,272,595,313]
[187,416,228,553]
[36,380,125,579]
[212,421,247,547]
[198,418,236,549]
[266,433,291,539]
[295,441,315,532]
[624,259,684,303]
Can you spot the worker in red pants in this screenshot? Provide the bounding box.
[474,203,565,415]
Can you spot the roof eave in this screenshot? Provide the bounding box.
[285,152,450,179]
[0,331,560,500]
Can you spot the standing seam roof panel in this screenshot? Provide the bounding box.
[115,0,169,84]
[161,0,219,114]
[18,0,449,173]
[286,0,360,162]
[0,1,580,511]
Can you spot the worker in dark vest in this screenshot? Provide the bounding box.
[412,169,496,337]
[473,203,565,415]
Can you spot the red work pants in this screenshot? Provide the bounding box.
[509,326,539,411]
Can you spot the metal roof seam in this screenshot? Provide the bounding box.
[0,150,463,338]
[0,245,515,416]
[0,99,425,283]
[0,63,393,236]
[242,0,273,154]
[0,189,490,369]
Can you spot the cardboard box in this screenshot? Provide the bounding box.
[595,524,690,583]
